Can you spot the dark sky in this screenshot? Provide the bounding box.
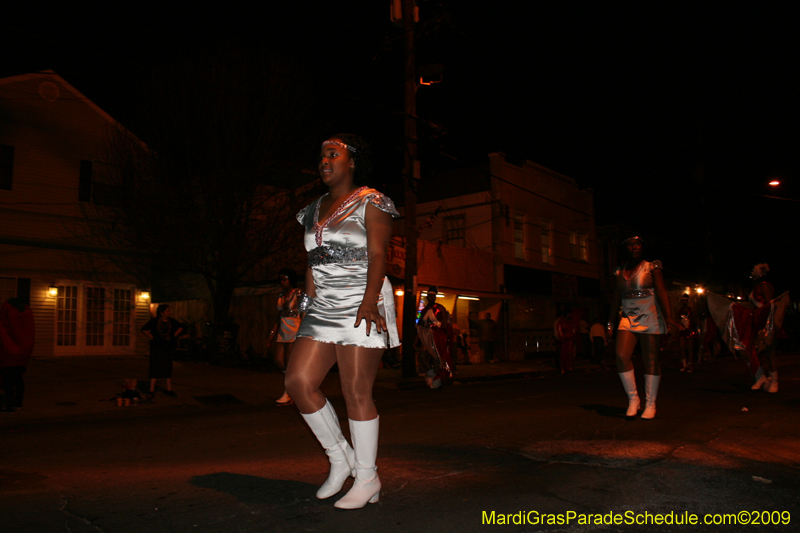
[4,2,798,290]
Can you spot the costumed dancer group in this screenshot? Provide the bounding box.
[285,134,400,509]
[609,236,679,419]
[609,238,789,419]
[707,263,789,394]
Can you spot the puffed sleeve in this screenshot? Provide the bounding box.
[296,204,310,225]
[366,191,400,218]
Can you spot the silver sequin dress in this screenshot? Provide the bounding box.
[296,187,401,349]
[616,260,666,334]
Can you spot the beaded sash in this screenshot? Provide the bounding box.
[621,288,655,299]
[308,245,369,267]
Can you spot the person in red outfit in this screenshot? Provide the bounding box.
[0,298,35,412]
[417,286,454,388]
[554,310,577,373]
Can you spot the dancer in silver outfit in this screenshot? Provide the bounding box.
[285,134,399,509]
[609,236,677,419]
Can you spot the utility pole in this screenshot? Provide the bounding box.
[401,0,419,378]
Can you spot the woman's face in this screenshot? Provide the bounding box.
[161,306,171,319]
[319,139,355,188]
[626,240,643,260]
[279,274,291,290]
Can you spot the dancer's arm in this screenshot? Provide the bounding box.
[354,203,392,335]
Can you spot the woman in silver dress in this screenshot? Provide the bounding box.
[285,134,400,509]
[608,236,677,419]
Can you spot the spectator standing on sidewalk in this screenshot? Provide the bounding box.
[554,310,577,373]
[472,312,499,363]
[589,318,608,367]
[0,298,35,413]
[141,304,184,397]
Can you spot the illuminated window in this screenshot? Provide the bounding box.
[569,232,588,261]
[541,221,552,264]
[85,287,106,346]
[112,289,133,346]
[57,286,79,347]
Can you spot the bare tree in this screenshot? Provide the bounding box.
[80,43,321,341]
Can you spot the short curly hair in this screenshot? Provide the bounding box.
[328,133,373,186]
[278,267,298,288]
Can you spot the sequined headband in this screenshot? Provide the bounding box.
[623,236,643,244]
[322,140,357,153]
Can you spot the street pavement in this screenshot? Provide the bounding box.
[2,350,799,533]
[0,352,589,425]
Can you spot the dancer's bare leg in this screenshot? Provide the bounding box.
[336,345,384,421]
[615,330,638,373]
[285,338,338,414]
[284,341,294,367]
[639,333,661,376]
[761,344,777,373]
[274,343,286,371]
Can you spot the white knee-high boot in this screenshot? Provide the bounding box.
[300,399,356,499]
[751,366,767,390]
[764,371,778,393]
[335,417,380,509]
[618,370,640,417]
[641,374,660,419]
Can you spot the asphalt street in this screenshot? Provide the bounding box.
[2,354,799,533]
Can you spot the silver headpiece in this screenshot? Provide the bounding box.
[322,140,357,153]
[623,236,643,244]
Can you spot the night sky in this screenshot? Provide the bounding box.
[4,2,798,292]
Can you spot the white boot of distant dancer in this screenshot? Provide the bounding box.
[763,371,779,393]
[641,374,660,419]
[618,370,640,417]
[300,399,356,499]
[335,417,380,509]
[751,366,767,390]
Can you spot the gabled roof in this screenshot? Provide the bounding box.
[0,70,140,144]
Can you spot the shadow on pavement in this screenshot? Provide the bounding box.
[579,403,628,418]
[190,472,325,508]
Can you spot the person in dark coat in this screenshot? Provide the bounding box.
[141,304,184,396]
[0,298,35,412]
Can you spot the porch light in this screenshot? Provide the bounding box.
[458,295,480,301]
[47,286,58,297]
[139,291,151,302]
[695,287,705,295]
[769,180,780,186]
[395,290,404,296]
